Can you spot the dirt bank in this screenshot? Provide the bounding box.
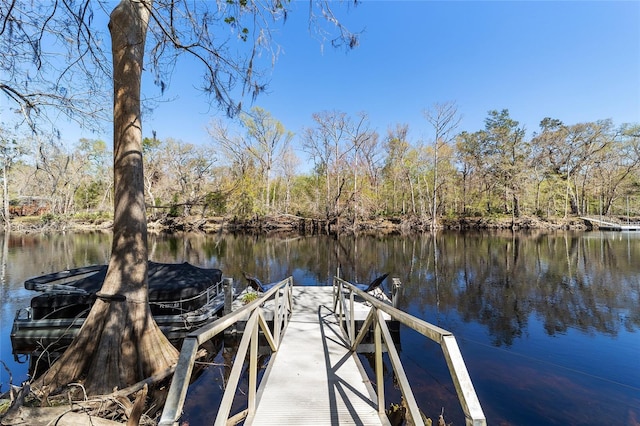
[7,214,593,235]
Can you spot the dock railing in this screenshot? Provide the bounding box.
[333,277,486,426]
[158,277,293,426]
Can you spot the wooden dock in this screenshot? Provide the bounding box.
[245,286,387,426]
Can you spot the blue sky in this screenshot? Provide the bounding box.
[70,1,639,150]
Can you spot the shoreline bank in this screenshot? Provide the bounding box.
[4,214,600,235]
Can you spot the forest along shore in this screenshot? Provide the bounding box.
[6,213,596,234]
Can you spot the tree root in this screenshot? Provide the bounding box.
[126,384,148,426]
[2,366,171,424]
[2,383,30,419]
[6,347,209,425]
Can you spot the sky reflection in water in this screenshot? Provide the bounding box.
[1,231,638,425]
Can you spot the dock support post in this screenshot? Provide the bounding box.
[392,278,402,309]
[374,315,385,415]
[274,288,281,347]
[223,277,233,316]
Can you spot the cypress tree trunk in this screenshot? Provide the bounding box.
[36,0,178,397]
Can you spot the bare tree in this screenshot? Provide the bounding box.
[278,144,300,214]
[0,0,111,133]
[142,136,164,217]
[208,118,260,216]
[355,130,383,218]
[33,139,89,215]
[160,138,216,215]
[343,112,374,228]
[382,124,413,215]
[302,110,370,229]
[423,101,460,230]
[241,107,293,213]
[303,110,350,222]
[0,126,25,228]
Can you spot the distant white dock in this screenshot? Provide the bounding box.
[581,216,640,231]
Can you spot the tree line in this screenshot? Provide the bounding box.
[2,105,638,229]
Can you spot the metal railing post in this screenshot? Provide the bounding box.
[274,287,281,347]
[334,283,344,323]
[374,311,384,415]
[286,279,292,326]
[349,289,355,343]
[223,277,233,316]
[392,277,401,309]
[332,277,337,309]
[248,310,259,416]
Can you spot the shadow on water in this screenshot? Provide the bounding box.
[2,230,639,425]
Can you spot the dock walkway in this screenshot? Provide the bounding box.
[245,286,386,425]
[159,278,485,426]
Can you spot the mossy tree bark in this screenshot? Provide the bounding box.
[35,0,178,397]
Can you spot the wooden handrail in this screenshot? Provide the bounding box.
[160,276,484,426]
[333,277,486,426]
[159,277,293,426]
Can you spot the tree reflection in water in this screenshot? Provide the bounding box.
[2,230,638,425]
[390,231,640,346]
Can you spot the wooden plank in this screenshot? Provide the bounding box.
[246,287,387,426]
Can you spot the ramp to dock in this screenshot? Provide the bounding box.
[245,286,386,426]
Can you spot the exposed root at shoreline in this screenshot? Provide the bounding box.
[1,348,208,425]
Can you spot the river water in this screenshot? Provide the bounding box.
[0,230,638,425]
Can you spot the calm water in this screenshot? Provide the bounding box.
[1,231,638,425]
